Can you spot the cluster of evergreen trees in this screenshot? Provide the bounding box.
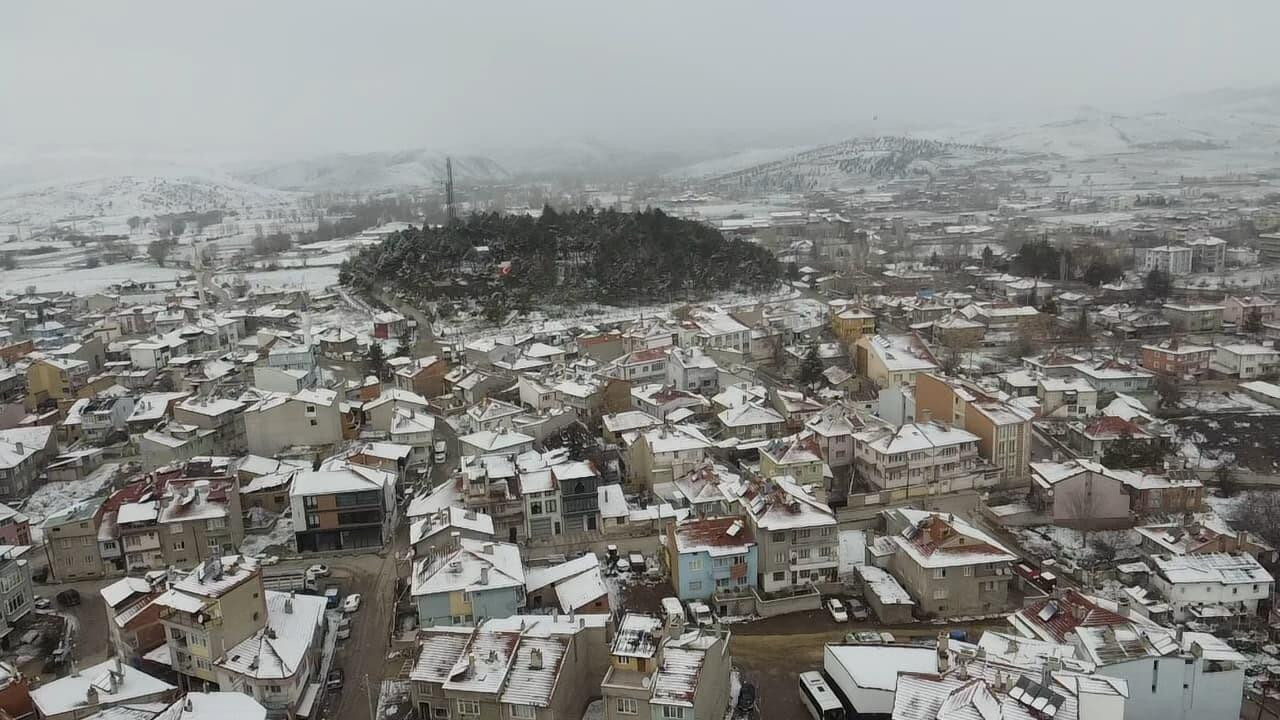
[339,206,781,306]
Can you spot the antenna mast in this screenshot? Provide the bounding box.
[445,157,457,224]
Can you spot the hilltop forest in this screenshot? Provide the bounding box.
[339,206,781,309]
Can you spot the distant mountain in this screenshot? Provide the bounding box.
[239,149,511,192]
[676,136,1012,193]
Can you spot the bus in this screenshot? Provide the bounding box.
[798,671,845,720]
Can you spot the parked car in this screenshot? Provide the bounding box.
[324,587,341,609]
[687,601,713,626]
[433,440,447,465]
[846,598,869,621]
[615,557,631,573]
[628,552,646,571]
[33,597,50,610]
[56,589,81,607]
[342,593,362,613]
[255,555,280,566]
[846,630,895,644]
[326,668,345,691]
[826,597,849,623]
[307,564,330,578]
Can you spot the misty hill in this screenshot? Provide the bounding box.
[0,175,300,227]
[239,150,510,192]
[678,136,1010,193]
[340,207,779,307]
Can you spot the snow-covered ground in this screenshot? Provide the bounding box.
[221,266,341,293]
[1174,429,1235,470]
[838,529,866,576]
[1181,390,1277,414]
[24,462,121,542]
[240,513,296,556]
[0,260,187,295]
[1011,525,1140,564]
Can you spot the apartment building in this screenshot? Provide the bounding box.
[460,454,526,545]
[1029,460,1132,529]
[102,576,166,664]
[1161,303,1224,333]
[289,463,397,552]
[1140,245,1192,275]
[625,425,711,488]
[1224,295,1278,327]
[759,436,825,492]
[831,307,876,344]
[1140,340,1214,376]
[409,506,494,558]
[665,517,757,602]
[242,388,342,457]
[394,355,449,398]
[1150,553,1273,622]
[854,334,938,389]
[156,557,268,689]
[42,497,107,581]
[601,613,732,720]
[174,397,246,456]
[0,425,56,498]
[913,374,1032,484]
[874,508,1016,617]
[1187,235,1227,272]
[738,476,837,592]
[803,406,858,470]
[25,357,92,410]
[716,403,785,440]
[409,615,608,720]
[215,590,327,716]
[852,421,989,493]
[1213,343,1280,379]
[0,547,33,644]
[80,396,135,443]
[1037,377,1097,418]
[410,539,525,626]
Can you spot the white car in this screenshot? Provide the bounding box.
[307,564,330,578]
[33,597,51,610]
[255,555,280,566]
[826,598,849,623]
[342,593,362,613]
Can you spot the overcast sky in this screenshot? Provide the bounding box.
[2,1,1278,159]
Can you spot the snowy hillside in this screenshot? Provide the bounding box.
[686,136,1011,192]
[0,175,303,228]
[239,149,510,192]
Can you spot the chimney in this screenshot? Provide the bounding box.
[530,647,543,670]
[86,685,99,706]
[184,698,194,712]
[928,516,945,545]
[1042,656,1061,687]
[1117,598,1130,616]
[483,543,494,555]
[107,670,119,694]
[936,632,950,673]
[479,566,489,585]
[114,655,123,675]
[12,442,21,455]
[285,592,294,614]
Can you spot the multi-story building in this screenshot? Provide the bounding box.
[30,657,177,720]
[519,464,563,539]
[1260,232,1280,264]
[625,426,711,488]
[605,348,670,384]
[174,397,246,456]
[803,406,859,470]
[102,576,166,664]
[1224,295,1278,327]
[874,508,1016,617]
[1037,377,1097,418]
[601,613,732,720]
[0,547,33,644]
[1070,359,1155,394]
[242,388,342,457]
[215,590,327,716]
[409,615,608,720]
[716,403,784,440]
[25,357,91,410]
[1161,303,1224,333]
[156,557,269,689]
[460,455,526,545]
[852,421,989,493]
[42,496,107,581]
[0,425,56,498]
[913,373,1032,484]
[1066,415,1158,461]
[289,463,397,552]
[854,334,938,389]
[1140,340,1214,377]
[831,307,876,345]
[394,355,449,398]
[1187,235,1227,273]
[1029,460,1132,529]
[80,396,136,443]
[665,346,719,394]
[1213,343,1280,379]
[738,476,837,592]
[409,506,494,558]
[682,308,751,354]
[664,517,757,601]
[410,539,525,626]
[759,436,825,491]
[1139,244,1192,275]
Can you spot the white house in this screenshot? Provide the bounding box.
[1150,553,1273,622]
[1212,343,1280,380]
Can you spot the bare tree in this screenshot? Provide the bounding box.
[1230,491,1280,548]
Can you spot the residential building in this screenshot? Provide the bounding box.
[1150,553,1273,622]
[854,334,938,389]
[605,348,669,384]
[0,504,30,546]
[600,613,732,720]
[155,556,268,689]
[758,436,825,493]
[665,346,719,394]
[803,406,859,470]
[1213,343,1280,379]
[0,547,33,646]
[214,590,327,716]
[410,539,525,626]
[409,615,608,720]
[0,425,56,498]
[362,388,430,432]
[463,398,523,434]
[1070,359,1154,394]
[1037,377,1097,418]
[25,357,91,409]
[30,657,176,720]
[390,407,436,465]
[1140,244,1192,275]
[1029,460,1132,529]
[524,554,610,614]
[852,421,990,493]
[460,454,526,545]
[914,373,1032,484]
[716,403,784,440]
[173,397,246,456]
[519,462,563,539]
[1161,303,1224,333]
[394,355,449,398]
[242,388,342,456]
[664,517,756,601]
[1140,340,1214,376]
[682,307,751,354]
[1187,235,1227,273]
[289,463,396,552]
[1260,232,1280,263]
[831,307,876,344]
[80,396,135,443]
[630,384,709,421]
[875,508,1016,617]
[1224,295,1278,327]
[624,425,711,488]
[102,576,166,665]
[410,506,495,558]
[601,411,660,445]
[42,497,105,581]
[738,476,837,592]
[1010,589,1247,720]
[458,429,536,457]
[1066,415,1158,461]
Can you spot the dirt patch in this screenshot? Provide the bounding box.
[1171,413,1280,472]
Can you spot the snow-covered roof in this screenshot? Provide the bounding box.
[410,506,494,545]
[31,658,175,717]
[411,539,525,597]
[1152,552,1273,586]
[289,465,393,498]
[739,475,835,531]
[458,429,535,453]
[857,565,913,606]
[218,591,326,680]
[597,484,627,519]
[854,421,978,455]
[891,508,1016,569]
[101,577,155,609]
[717,403,783,429]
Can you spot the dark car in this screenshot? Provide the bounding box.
[326,668,344,691]
[31,567,48,583]
[56,589,81,607]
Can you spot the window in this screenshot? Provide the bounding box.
[819,546,833,558]
[545,500,557,513]
[772,532,785,542]
[207,518,226,530]
[172,541,185,551]
[797,548,811,560]
[170,524,184,535]
[4,593,24,615]
[433,708,449,719]
[933,588,948,600]
[456,700,480,717]
[530,502,542,515]
[306,513,320,529]
[303,496,318,509]
[820,527,833,536]
[933,568,946,579]
[662,706,685,719]
[963,566,973,576]
[772,571,785,581]
[688,559,702,571]
[774,551,785,564]
[616,698,638,715]
[796,529,811,540]
[688,581,702,591]
[508,705,535,719]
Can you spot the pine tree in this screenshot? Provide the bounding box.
[366,342,389,381]
[799,345,825,387]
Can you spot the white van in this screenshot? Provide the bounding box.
[660,597,686,625]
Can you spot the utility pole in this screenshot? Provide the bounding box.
[445,157,457,224]
[363,672,377,720]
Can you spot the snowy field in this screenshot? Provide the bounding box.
[0,260,186,295]
[222,266,341,293]
[240,513,296,556]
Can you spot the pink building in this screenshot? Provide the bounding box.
[0,504,31,545]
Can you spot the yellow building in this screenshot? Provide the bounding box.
[854,334,938,389]
[915,373,1033,485]
[832,308,876,344]
[25,357,92,410]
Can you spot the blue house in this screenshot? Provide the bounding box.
[410,538,526,626]
[664,516,758,601]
